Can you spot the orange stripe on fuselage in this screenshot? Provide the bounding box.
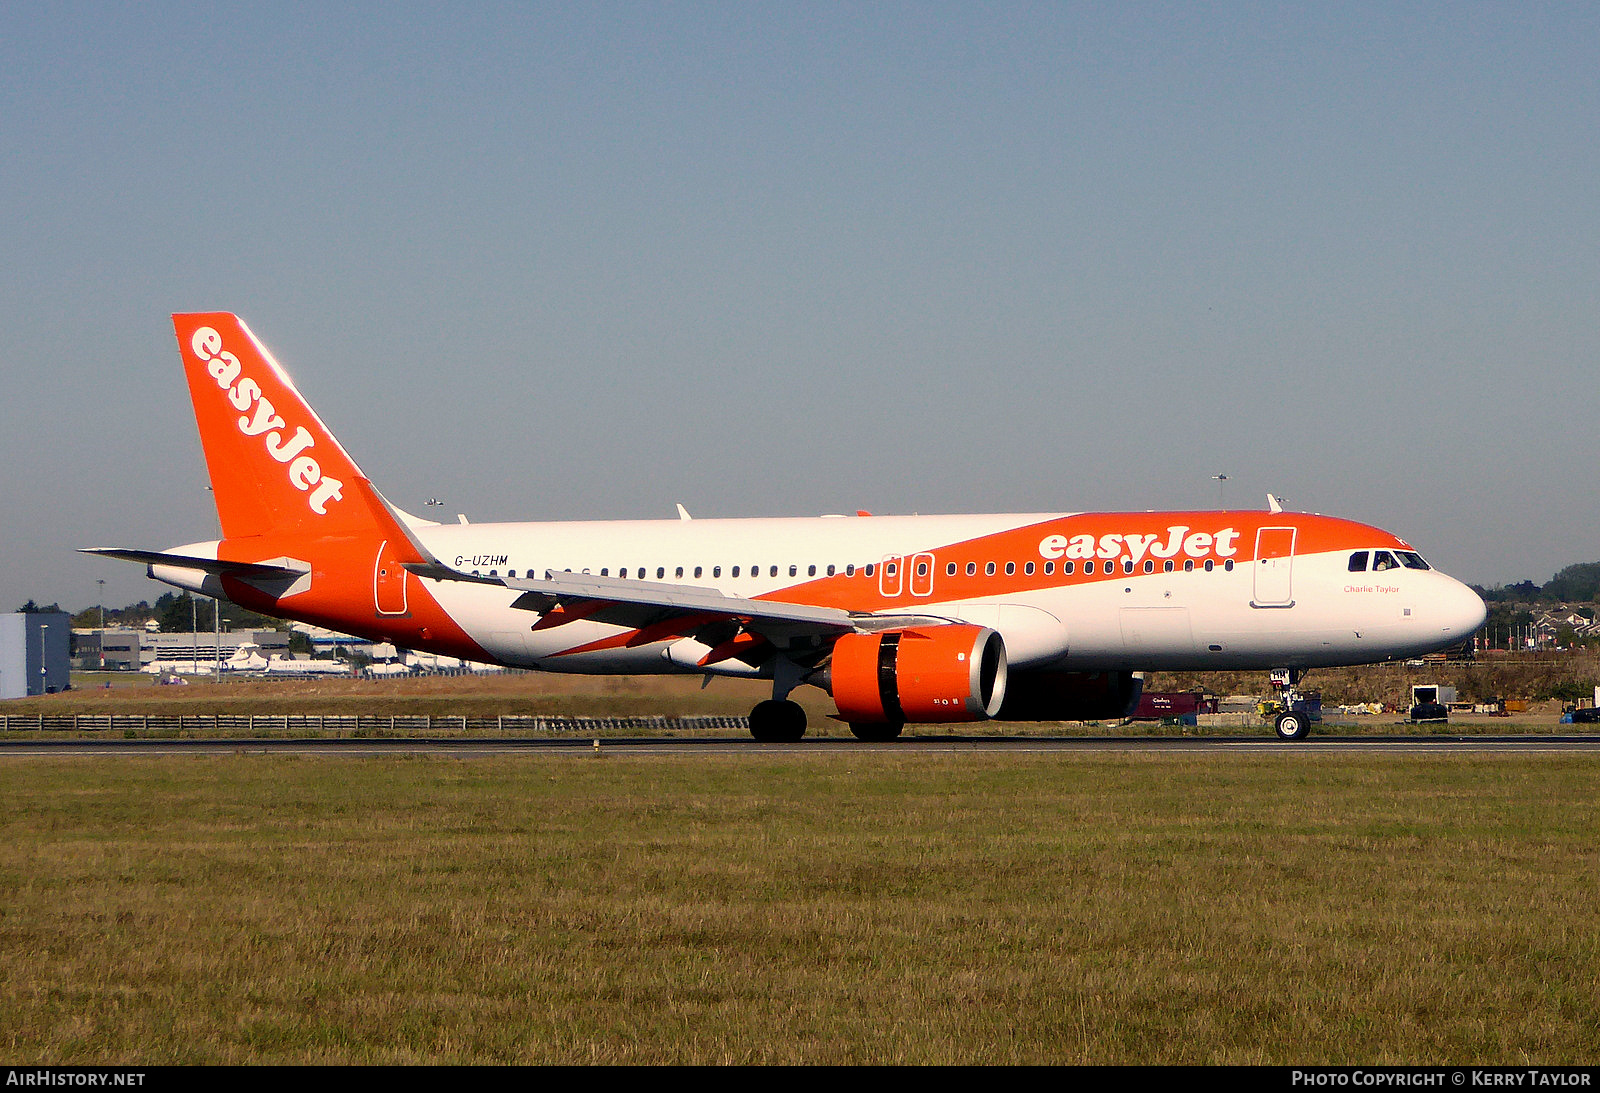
[749,512,1407,615]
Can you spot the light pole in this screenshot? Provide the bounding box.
[1212,474,1229,510]
[96,579,106,668]
[38,623,48,695]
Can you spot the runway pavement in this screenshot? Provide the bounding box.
[3,733,1599,757]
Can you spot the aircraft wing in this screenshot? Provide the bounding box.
[406,562,857,655]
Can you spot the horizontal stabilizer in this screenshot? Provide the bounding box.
[80,548,310,581]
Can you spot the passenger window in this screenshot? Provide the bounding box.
[807,565,816,577]
[713,566,722,577]
[1348,551,1369,572]
[1122,560,1134,574]
[985,562,996,576]
[886,562,897,576]
[694,566,703,578]
[846,564,855,577]
[732,566,741,577]
[676,566,684,578]
[1045,562,1055,575]
[600,568,609,576]
[1083,561,1094,574]
[1184,560,1194,572]
[917,561,928,577]
[771,566,778,577]
[827,565,836,576]
[655,567,664,579]
[1372,551,1399,572]
[865,564,875,577]
[1024,561,1035,576]
[966,562,977,576]
[1004,562,1015,576]
[1163,561,1173,573]
[946,562,957,576]
[1224,560,1234,572]
[1204,560,1214,572]
[790,565,798,577]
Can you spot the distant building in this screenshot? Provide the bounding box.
[0,612,71,698]
[1530,610,1600,648]
[71,627,289,672]
[288,623,376,658]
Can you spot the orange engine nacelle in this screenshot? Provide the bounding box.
[828,625,1007,724]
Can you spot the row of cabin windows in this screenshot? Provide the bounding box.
[948,558,1232,576]
[1347,550,1430,573]
[477,557,1237,580]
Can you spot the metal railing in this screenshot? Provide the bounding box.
[0,714,749,735]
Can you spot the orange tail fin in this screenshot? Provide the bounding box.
[173,313,411,549]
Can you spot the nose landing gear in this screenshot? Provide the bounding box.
[1273,708,1310,740]
[1264,667,1315,741]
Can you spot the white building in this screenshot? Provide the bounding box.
[0,613,71,698]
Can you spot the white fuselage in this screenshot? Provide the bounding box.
[369,511,1483,676]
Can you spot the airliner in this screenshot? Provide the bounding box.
[85,313,1486,741]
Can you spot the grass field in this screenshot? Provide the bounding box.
[2,753,1597,1064]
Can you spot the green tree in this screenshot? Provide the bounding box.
[155,593,217,633]
[1544,562,1600,604]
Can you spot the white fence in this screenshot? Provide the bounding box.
[0,714,749,735]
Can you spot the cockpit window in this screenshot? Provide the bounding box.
[1372,550,1400,572]
[1348,551,1369,572]
[1398,551,1430,570]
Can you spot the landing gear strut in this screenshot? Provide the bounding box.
[1267,667,1313,741]
[749,699,807,742]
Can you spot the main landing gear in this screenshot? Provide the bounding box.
[745,655,901,742]
[848,721,903,742]
[748,699,807,742]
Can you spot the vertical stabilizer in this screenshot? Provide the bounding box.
[173,313,398,546]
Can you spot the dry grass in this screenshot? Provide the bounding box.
[1,753,1597,1063]
[12,671,788,720]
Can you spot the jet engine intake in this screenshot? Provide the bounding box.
[827,625,1007,724]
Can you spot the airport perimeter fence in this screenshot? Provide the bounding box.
[0,713,751,736]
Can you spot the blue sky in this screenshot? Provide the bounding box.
[2,2,1597,611]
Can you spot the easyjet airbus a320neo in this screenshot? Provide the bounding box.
[87,314,1487,740]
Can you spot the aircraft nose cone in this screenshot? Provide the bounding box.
[1443,579,1487,639]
